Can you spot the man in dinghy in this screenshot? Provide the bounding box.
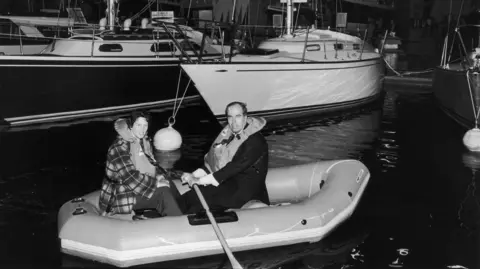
[99,111,184,217]
[181,101,270,213]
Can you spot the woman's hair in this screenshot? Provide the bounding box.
[128,110,151,128]
[225,101,248,116]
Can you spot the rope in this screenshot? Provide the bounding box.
[173,79,191,119]
[293,3,302,34]
[382,56,435,77]
[466,69,479,128]
[173,68,183,117]
[383,57,402,76]
[447,0,465,64]
[187,0,192,20]
[441,35,448,66]
[169,69,192,126]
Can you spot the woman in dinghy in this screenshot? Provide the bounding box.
[99,111,184,217]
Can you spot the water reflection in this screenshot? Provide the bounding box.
[264,108,382,168]
[0,103,386,269]
[2,89,480,269]
[377,92,400,173]
[459,152,480,237]
[154,149,183,170]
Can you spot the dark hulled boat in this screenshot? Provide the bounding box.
[0,3,224,127]
[433,24,480,129]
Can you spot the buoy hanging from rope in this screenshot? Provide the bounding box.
[154,69,191,151]
[463,127,480,152]
[463,69,480,151]
[154,117,182,151]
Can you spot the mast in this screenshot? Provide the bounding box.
[231,0,237,23]
[107,0,116,30]
[285,0,293,36]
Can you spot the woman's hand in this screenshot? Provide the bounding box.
[181,172,192,183]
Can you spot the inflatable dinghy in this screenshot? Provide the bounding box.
[58,159,370,267]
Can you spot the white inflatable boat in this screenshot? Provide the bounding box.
[58,159,370,267]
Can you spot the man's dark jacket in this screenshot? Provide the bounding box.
[183,118,269,213]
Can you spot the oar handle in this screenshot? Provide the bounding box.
[192,185,243,269]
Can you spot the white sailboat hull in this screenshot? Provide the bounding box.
[181,57,385,121]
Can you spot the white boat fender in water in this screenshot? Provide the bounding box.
[463,68,480,151]
[154,122,182,151]
[153,116,182,151]
[463,127,480,152]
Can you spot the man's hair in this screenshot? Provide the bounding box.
[128,110,151,128]
[225,101,248,117]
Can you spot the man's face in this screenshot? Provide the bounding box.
[132,117,149,139]
[227,104,247,133]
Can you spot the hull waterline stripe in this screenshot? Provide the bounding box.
[5,95,200,125]
[215,93,382,121]
[234,62,381,72]
[0,64,180,67]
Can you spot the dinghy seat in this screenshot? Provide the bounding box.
[103,210,160,221]
[105,212,135,221]
[83,190,159,220]
[132,208,163,220]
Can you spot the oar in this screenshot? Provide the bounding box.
[192,184,243,269]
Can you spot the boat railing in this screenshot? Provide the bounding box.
[441,24,480,70]
[0,20,222,59]
[157,22,194,63]
[183,18,366,48]
[182,21,373,64]
[0,17,372,62]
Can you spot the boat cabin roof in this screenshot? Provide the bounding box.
[0,17,46,38]
[0,16,75,27]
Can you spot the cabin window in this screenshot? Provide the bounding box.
[98,44,123,52]
[181,41,202,52]
[306,44,321,51]
[353,44,361,50]
[151,42,174,53]
[152,29,183,40]
[334,43,344,50]
[0,19,19,39]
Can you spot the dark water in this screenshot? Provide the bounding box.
[0,88,479,269]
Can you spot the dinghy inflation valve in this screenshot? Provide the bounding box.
[73,208,87,215]
[301,219,307,225]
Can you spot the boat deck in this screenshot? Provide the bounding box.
[445,62,467,71]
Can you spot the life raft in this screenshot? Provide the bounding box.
[58,159,370,267]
